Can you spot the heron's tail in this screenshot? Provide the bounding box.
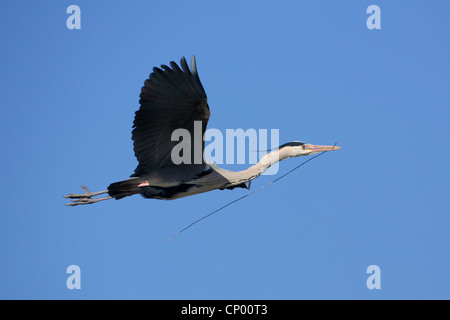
[107,178,145,200]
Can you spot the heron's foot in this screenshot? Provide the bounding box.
[64,186,110,206]
[66,196,112,206]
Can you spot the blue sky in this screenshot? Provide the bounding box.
[0,0,449,299]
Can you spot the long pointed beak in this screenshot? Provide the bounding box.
[306,144,341,152]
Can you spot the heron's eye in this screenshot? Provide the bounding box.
[302,145,306,150]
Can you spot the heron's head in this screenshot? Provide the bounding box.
[279,141,341,157]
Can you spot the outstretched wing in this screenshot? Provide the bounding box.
[131,56,210,179]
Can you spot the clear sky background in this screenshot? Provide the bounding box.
[0,1,449,299]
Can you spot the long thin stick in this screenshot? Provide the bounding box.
[165,144,337,242]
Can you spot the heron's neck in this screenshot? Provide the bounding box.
[226,147,293,183]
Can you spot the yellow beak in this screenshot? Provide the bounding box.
[306,144,341,152]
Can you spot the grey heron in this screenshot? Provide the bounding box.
[65,56,340,206]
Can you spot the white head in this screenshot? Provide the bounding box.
[278,141,341,158]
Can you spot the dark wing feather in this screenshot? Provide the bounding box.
[131,56,210,178]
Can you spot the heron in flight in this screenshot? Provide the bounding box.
[65,56,340,206]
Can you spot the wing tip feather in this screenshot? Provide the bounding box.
[190,56,198,74]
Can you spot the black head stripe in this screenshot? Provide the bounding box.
[279,141,305,148]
